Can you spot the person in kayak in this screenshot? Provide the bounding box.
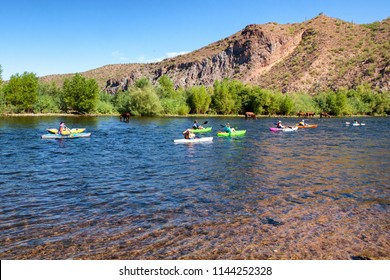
[299,120,306,126]
[58,122,71,135]
[224,123,236,133]
[225,123,236,132]
[192,120,204,130]
[276,121,284,128]
[183,129,196,139]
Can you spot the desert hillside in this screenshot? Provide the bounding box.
[40,14,390,94]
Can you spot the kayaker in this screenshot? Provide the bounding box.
[58,122,72,135]
[276,121,284,128]
[58,122,67,135]
[299,120,305,126]
[353,120,359,125]
[192,120,203,130]
[224,123,236,133]
[183,129,196,139]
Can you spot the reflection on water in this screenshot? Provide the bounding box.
[0,116,389,259]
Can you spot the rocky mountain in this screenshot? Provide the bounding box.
[40,14,390,94]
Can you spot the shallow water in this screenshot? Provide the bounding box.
[0,116,389,259]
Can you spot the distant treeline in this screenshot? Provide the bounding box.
[1,70,389,116]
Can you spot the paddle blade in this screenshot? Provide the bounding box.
[203,121,208,125]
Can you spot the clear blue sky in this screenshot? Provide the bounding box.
[0,0,388,80]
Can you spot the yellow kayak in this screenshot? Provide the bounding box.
[46,128,86,135]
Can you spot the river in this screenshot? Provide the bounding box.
[0,116,389,259]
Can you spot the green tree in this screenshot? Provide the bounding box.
[155,75,189,115]
[221,79,247,114]
[128,86,162,116]
[356,84,378,114]
[95,91,115,114]
[247,87,278,115]
[0,90,5,113]
[237,84,252,113]
[268,91,283,115]
[212,80,236,114]
[0,65,4,112]
[321,90,349,116]
[373,92,390,115]
[156,75,175,98]
[335,91,350,115]
[160,91,190,115]
[63,73,99,113]
[290,92,318,114]
[279,95,294,115]
[34,82,63,113]
[187,86,212,114]
[0,65,3,86]
[135,77,151,89]
[313,91,329,113]
[325,92,338,115]
[4,72,38,112]
[113,90,132,113]
[247,87,265,115]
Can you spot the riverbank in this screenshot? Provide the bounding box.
[1,112,385,118]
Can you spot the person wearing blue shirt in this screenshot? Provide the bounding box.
[223,123,235,136]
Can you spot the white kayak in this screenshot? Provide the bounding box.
[270,126,298,132]
[346,122,365,126]
[174,137,213,144]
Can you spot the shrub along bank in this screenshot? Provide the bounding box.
[0,71,389,117]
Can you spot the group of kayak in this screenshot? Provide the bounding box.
[175,119,322,143]
[345,120,366,126]
[41,118,364,142]
[41,122,91,139]
[174,120,247,143]
[269,120,318,132]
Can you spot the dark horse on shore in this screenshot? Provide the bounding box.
[120,113,130,122]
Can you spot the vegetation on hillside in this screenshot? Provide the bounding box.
[1,69,389,116]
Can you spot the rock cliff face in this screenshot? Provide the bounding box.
[103,23,305,93]
[41,15,390,94]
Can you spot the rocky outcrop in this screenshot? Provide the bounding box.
[104,24,304,93]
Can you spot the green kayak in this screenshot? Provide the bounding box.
[217,130,246,137]
[189,127,212,133]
